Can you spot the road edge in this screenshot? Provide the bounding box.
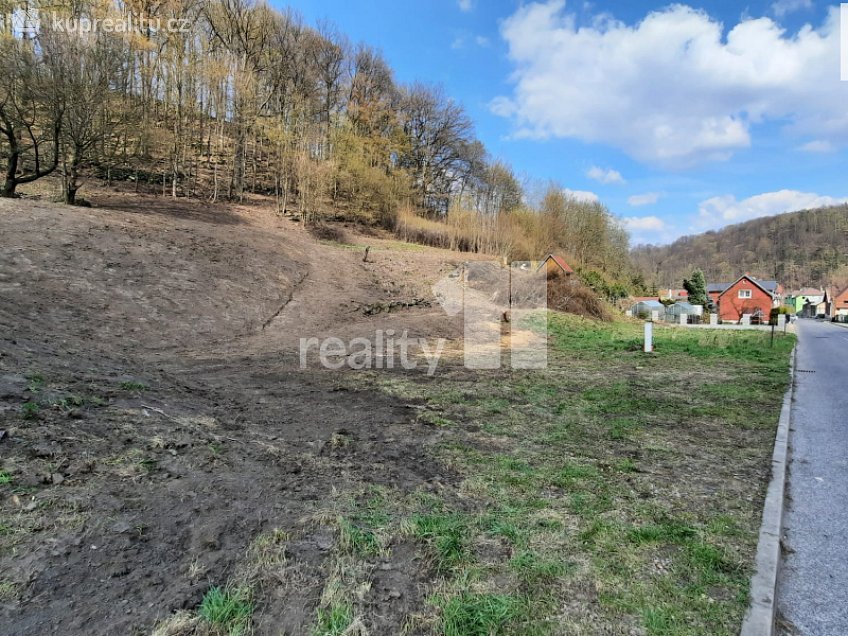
[740,343,797,636]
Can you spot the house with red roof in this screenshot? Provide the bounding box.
[717,274,780,324]
[833,286,848,322]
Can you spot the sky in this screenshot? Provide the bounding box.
[275,0,848,245]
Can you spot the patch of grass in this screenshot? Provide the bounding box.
[26,373,44,393]
[49,394,84,412]
[120,381,147,391]
[138,457,158,473]
[628,521,698,545]
[437,591,522,636]
[0,471,12,485]
[354,488,392,528]
[685,541,740,578]
[411,513,469,572]
[480,514,523,545]
[313,602,354,636]
[418,410,454,427]
[643,607,680,635]
[198,586,253,636]
[364,314,793,635]
[0,581,17,601]
[21,402,40,420]
[615,458,638,473]
[551,461,600,487]
[509,550,568,584]
[338,518,380,557]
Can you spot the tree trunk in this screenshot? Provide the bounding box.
[2,150,20,198]
[63,147,83,205]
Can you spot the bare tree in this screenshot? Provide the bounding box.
[0,36,63,197]
[399,83,473,213]
[55,29,125,204]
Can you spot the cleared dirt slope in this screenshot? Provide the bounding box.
[0,194,469,635]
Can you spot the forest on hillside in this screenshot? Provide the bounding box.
[631,205,848,290]
[0,0,639,297]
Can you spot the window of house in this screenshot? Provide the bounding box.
[738,289,752,299]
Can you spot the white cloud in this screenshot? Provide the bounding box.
[628,192,661,206]
[562,188,599,203]
[475,35,490,47]
[586,166,625,184]
[493,2,848,166]
[696,189,848,230]
[458,0,473,12]
[489,96,516,117]
[799,139,835,153]
[622,215,666,231]
[772,0,813,18]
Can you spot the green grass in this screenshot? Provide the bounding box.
[411,513,469,572]
[628,521,698,545]
[0,471,12,485]
[26,373,44,393]
[198,586,253,636]
[313,602,354,635]
[437,591,522,636]
[337,517,380,557]
[138,457,157,473]
[21,402,40,420]
[318,314,793,635]
[509,550,569,584]
[119,381,147,391]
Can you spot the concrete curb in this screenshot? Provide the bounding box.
[740,344,797,636]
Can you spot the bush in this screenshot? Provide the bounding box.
[547,276,613,321]
[307,222,348,244]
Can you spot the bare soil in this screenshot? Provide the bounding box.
[0,193,473,635]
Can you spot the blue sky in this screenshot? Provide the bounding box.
[276,0,848,245]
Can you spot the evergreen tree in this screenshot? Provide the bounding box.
[683,269,708,307]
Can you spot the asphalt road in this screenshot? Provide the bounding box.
[777,319,848,635]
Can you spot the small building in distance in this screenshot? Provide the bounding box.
[833,286,848,322]
[784,287,823,315]
[537,254,574,279]
[803,293,830,318]
[631,299,665,320]
[717,274,778,324]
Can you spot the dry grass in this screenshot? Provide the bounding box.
[394,204,559,261]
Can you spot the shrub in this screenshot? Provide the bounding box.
[307,222,348,244]
[547,277,613,321]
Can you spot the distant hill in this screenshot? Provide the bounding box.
[631,205,848,290]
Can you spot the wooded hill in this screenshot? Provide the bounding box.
[631,205,848,290]
[0,0,640,299]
